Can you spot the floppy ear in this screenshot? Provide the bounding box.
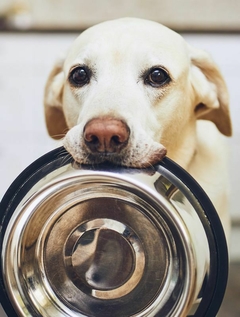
[44,57,68,139]
[189,45,232,136]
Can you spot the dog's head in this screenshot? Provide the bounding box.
[44,18,231,167]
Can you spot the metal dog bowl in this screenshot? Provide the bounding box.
[0,147,228,317]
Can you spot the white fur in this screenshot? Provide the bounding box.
[44,18,232,237]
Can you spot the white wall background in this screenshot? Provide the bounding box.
[1,0,240,31]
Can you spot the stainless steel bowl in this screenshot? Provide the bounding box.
[0,147,228,317]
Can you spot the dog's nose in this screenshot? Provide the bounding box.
[84,118,130,153]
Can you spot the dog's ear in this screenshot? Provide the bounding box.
[189,45,232,136]
[44,57,68,139]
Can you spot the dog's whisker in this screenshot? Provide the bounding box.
[63,154,73,166]
[56,147,68,156]
[55,148,73,166]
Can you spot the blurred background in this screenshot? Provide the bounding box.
[0,0,239,316]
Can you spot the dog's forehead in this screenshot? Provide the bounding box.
[64,18,189,72]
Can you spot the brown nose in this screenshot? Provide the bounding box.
[84,118,130,153]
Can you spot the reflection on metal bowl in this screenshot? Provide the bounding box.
[0,147,228,317]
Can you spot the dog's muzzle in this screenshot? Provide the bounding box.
[0,147,228,317]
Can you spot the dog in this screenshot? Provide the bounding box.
[44,18,232,237]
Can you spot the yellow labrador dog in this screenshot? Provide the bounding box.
[44,18,232,236]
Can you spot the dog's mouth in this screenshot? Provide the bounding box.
[64,141,167,168]
[63,118,167,168]
[86,151,126,165]
[63,124,167,168]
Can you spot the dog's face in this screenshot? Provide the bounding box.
[44,18,231,168]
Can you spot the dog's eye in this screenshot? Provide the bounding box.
[145,68,170,87]
[69,67,90,86]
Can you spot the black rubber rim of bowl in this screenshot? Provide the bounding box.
[0,146,228,317]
